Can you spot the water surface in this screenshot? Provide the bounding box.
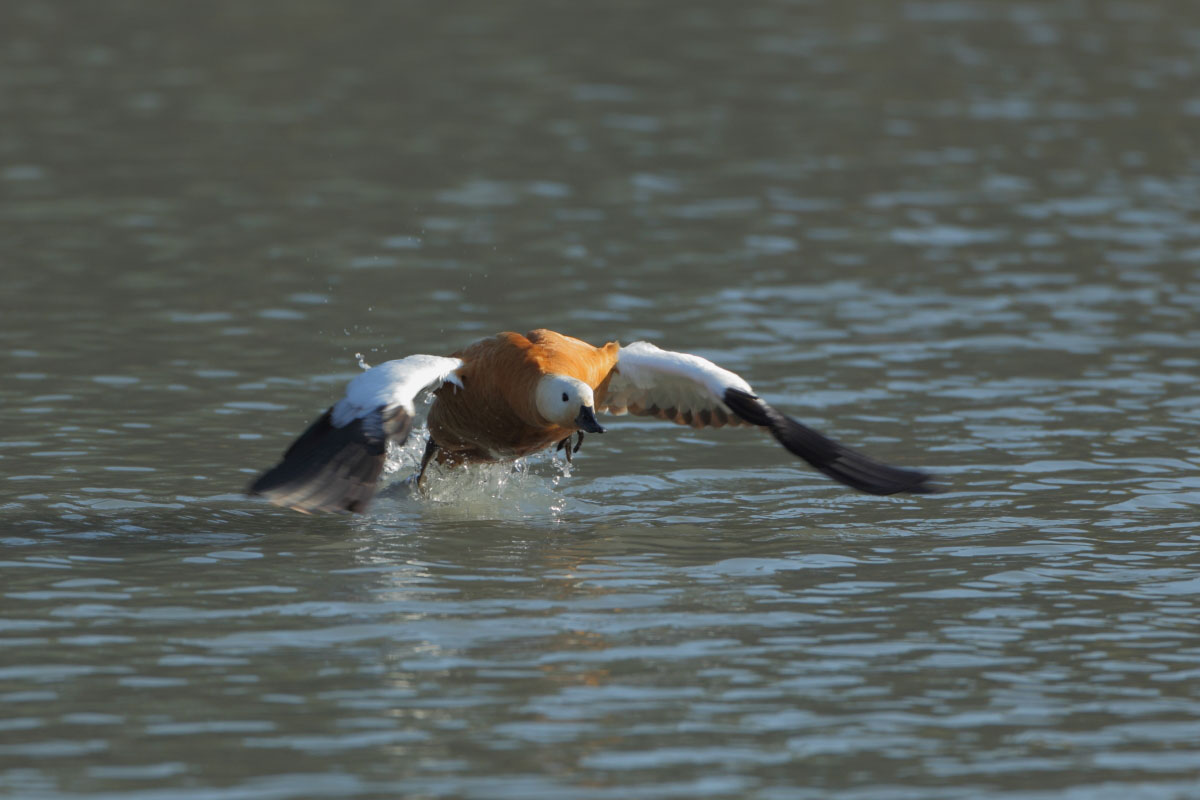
[3,1,1200,797]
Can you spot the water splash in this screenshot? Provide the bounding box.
[370,422,578,522]
[419,456,575,520]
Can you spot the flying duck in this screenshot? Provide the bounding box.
[248,329,935,513]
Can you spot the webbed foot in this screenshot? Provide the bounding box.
[556,435,573,463]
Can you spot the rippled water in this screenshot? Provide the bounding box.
[3,0,1200,797]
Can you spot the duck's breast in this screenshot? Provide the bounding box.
[427,332,561,458]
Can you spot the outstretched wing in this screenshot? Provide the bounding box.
[601,341,935,496]
[600,341,755,429]
[248,355,463,514]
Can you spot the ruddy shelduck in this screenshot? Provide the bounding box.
[248,329,935,513]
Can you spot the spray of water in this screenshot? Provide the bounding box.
[371,418,578,522]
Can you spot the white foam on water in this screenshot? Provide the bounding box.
[369,422,580,523]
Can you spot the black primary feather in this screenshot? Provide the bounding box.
[247,406,413,514]
[723,388,936,496]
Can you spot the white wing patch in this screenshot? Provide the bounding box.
[331,354,463,428]
[601,341,756,428]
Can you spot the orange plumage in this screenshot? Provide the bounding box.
[429,330,619,462]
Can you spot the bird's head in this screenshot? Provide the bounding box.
[535,375,605,433]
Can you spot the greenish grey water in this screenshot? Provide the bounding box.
[3,1,1200,797]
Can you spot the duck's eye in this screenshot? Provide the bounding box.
[561,392,569,402]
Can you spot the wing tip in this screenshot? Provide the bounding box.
[723,387,940,497]
[247,408,405,515]
[845,464,942,497]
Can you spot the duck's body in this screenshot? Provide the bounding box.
[248,329,936,514]
[428,330,618,462]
